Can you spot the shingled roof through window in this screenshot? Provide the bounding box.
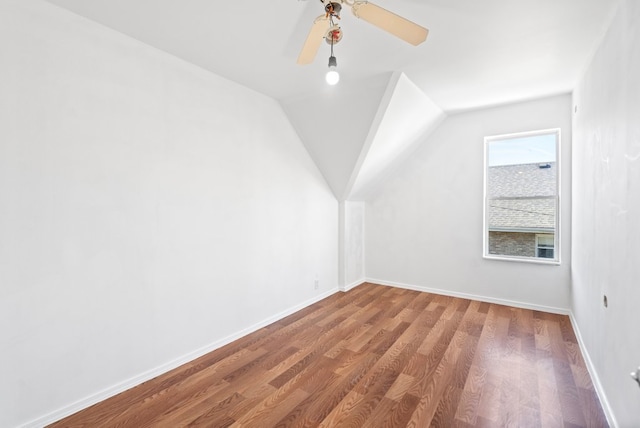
[487,162,556,232]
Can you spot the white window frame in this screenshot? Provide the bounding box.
[483,129,561,265]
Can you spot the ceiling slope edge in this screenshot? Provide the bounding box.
[280,73,393,200]
[342,71,403,201]
[346,72,446,200]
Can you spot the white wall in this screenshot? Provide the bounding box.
[0,1,338,426]
[365,94,572,311]
[572,0,640,426]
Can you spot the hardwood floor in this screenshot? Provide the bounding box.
[49,283,608,427]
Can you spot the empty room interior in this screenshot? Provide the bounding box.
[1,0,639,427]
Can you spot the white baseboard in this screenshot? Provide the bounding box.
[366,277,571,315]
[22,287,339,428]
[339,279,365,292]
[568,313,618,428]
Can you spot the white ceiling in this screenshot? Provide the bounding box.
[42,0,620,199]
[43,0,618,110]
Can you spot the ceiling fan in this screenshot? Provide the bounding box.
[297,0,429,65]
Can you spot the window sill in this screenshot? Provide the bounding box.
[483,254,561,266]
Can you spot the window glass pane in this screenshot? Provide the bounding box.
[537,248,554,258]
[537,235,554,247]
[485,131,559,262]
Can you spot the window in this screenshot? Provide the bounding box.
[536,234,555,259]
[483,129,560,263]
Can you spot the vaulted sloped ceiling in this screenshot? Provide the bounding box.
[42,0,621,201]
[347,72,445,200]
[280,73,390,200]
[281,72,444,201]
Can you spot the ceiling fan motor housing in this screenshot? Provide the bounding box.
[324,1,342,17]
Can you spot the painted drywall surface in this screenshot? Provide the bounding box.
[0,1,338,426]
[365,95,572,311]
[572,0,640,425]
[341,201,365,289]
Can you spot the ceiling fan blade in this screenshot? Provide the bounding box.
[297,15,330,65]
[351,1,428,46]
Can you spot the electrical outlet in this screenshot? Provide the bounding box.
[314,279,319,290]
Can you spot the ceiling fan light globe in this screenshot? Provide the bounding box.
[326,69,340,85]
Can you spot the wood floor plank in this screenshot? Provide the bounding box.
[277,353,380,427]
[230,387,310,428]
[384,373,415,401]
[48,283,608,428]
[454,364,486,425]
[406,329,467,426]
